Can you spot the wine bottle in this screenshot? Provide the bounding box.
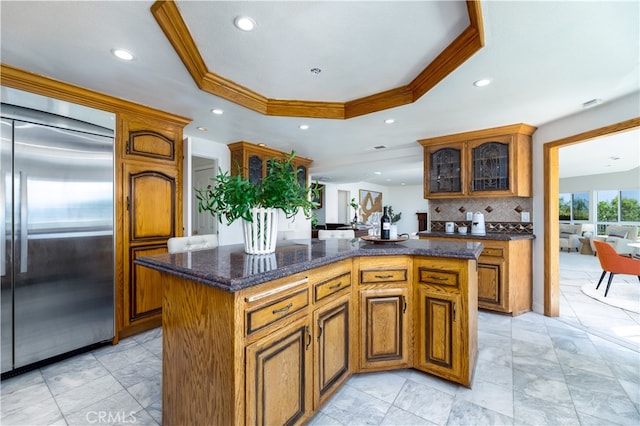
[381,206,391,239]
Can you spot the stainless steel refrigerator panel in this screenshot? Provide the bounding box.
[6,116,115,370]
[1,118,14,373]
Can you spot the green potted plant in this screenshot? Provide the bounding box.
[195,151,318,254]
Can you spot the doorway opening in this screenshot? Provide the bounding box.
[543,117,640,316]
[192,156,218,236]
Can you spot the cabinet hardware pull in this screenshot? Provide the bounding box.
[317,319,323,341]
[245,277,309,302]
[328,282,342,290]
[402,295,407,314]
[272,303,292,314]
[375,274,393,279]
[427,275,448,281]
[305,326,311,350]
[453,302,457,322]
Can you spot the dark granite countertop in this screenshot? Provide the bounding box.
[417,231,535,241]
[135,238,483,292]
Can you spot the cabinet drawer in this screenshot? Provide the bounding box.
[246,288,309,336]
[314,272,351,303]
[360,269,407,284]
[416,267,459,288]
[481,247,505,258]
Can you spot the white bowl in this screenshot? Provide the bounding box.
[458,227,468,234]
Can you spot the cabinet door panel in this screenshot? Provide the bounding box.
[128,169,176,242]
[359,288,410,370]
[314,298,350,407]
[246,317,312,426]
[477,262,501,307]
[415,287,461,379]
[130,245,165,319]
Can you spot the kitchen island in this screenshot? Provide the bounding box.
[136,238,481,426]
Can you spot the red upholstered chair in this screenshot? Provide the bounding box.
[593,240,640,297]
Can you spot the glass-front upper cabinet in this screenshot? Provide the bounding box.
[470,141,509,192]
[419,124,535,199]
[428,146,463,194]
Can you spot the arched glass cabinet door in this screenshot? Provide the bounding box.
[429,147,462,193]
[296,165,308,187]
[248,154,263,185]
[471,142,509,191]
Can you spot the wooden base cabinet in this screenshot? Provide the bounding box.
[313,296,351,408]
[159,255,477,425]
[359,288,411,370]
[414,257,477,387]
[246,316,313,426]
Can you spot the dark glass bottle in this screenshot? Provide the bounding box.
[381,206,391,239]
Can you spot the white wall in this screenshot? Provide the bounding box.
[316,181,427,235]
[560,167,640,192]
[531,91,640,314]
[385,185,429,235]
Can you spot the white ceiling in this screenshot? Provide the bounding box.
[1,1,639,186]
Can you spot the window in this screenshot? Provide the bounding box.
[596,189,640,236]
[558,192,589,221]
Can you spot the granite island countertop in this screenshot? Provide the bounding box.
[418,231,535,241]
[135,238,483,292]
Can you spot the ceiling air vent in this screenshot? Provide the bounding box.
[373,145,387,150]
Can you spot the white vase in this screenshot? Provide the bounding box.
[242,207,278,254]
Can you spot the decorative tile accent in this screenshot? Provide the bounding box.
[431,221,534,234]
[485,206,493,213]
[435,206,441,213]
[459,206,466,213]
[514,205,524,213]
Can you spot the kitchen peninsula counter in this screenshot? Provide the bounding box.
[137,238,481,426]
[136,238,482,292]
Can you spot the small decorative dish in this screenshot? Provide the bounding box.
[361,235,409,244]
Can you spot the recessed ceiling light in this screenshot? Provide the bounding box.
[374,171,382,175]
[257,143,266,147]
[299,124,309,130]
[385,178,392,182]
[234,16,256,31]
[112,48,134,61]
[384,118,395,124]
[197,126,207,131]
[583,98,603,109]
[473,79,491,87]
[211,108,224,115]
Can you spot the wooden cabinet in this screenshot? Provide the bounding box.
[419,236,532,315]
[313,296,350,408]
[356,256,412,371]
[158,253,478,424]
[228,141,312,187]
[246,316,312,426]
[477,239,532,315]
[116,112,185,340]
[413,257,477,387]
[419,123,536,199]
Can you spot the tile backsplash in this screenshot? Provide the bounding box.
[430,197,533,223]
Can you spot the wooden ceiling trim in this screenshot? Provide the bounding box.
[0,63,191,125]
[151,0,485,120]
[266,100,345,119]
[418,123,537,146]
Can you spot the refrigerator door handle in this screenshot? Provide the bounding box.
[19,171,27,274]
[0,171,5,277]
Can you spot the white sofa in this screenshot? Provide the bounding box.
[590,225,638,256]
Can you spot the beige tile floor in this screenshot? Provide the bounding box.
[1,251,639,425]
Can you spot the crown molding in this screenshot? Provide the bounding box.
[151,0,484,120]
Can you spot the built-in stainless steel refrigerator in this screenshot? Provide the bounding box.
[1,104,115,375]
